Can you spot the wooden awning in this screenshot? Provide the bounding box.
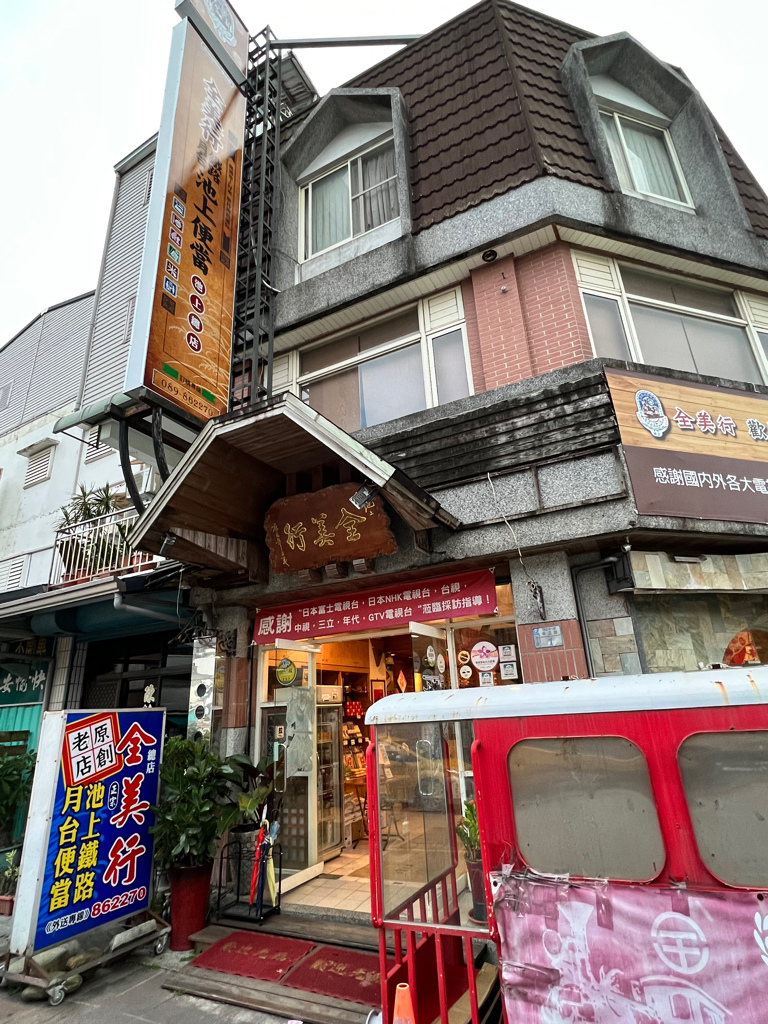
[129,394,458,579]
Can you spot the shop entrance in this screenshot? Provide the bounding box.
[257,619,509,910]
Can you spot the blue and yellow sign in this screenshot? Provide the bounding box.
[33,709,164,950]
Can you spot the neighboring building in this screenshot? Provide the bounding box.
[0,141,197,742]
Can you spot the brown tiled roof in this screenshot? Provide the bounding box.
[350,0,604,232]
[348,0,768,239]
[715,124,768,240]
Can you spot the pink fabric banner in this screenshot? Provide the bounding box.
[492,871,766,1023]
[252,569,498,644]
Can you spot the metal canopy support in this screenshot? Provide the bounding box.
[231,27,283,411]
[119,419,146,516]
[272,35,421,48]
[151,405,171,484]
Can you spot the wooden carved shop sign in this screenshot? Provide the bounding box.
[264,483,397,573]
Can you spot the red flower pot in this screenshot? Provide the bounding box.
[168,862,213,951]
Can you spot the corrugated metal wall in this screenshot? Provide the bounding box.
[81,153,155,407]
[0,292,94,435]
[0,703,43,749]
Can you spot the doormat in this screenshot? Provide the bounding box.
[193,931,316,983]
[282,944,381,1005]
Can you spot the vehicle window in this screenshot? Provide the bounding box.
[508,736,665,880]
[678,731,768,887]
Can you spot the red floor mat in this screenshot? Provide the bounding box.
[282,944,381,1005]
[193,931,316,983]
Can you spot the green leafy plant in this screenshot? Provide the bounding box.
[0,750,35,847]
[455,800,481,861]
[150,738,251,870]
[56,483,126,528]
[0,850,18,896]
[236,754,274,825]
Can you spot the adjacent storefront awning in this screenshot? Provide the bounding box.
[130,393,459,576]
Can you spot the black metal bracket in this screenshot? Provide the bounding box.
[119,418,145,516]
[151,406,171,484]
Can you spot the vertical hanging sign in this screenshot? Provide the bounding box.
[11,709,165,956]
[125,14,246,422]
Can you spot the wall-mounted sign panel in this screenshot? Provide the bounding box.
[607,369,768,524]
[175,0,248,85]
[11,709,164,956]
[253,569,498,644]
[126,19,245,422]
[264,483,398,574]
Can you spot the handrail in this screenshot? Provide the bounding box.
[49,508,159,587]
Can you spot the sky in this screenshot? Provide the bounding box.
[1,0,766,343]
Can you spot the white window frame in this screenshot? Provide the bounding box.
[599,108,694,211]
[576,255,768,385]
[299,135,399,262]
[0,554,28,592]
[296,290,474,426]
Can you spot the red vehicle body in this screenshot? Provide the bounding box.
[366,670,768,1024]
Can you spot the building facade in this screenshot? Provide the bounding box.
[118,0,768,899]
[12,0,768,911]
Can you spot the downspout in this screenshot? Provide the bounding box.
[571,556,618,679]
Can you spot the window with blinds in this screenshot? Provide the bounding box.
[0,556,27,592]
[24,446,54,487]
[84,426,113,463]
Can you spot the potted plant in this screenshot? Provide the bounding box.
[0,850,19,915]
[456,801,486,923]
[55,483,129,581]
[229,755,274,900]
[0,748,35,849]
[150,738,249,950]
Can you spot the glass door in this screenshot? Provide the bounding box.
[409,621,449,692]
[317,704,343,857]
[258,641,321,886]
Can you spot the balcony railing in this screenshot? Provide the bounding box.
[49,508,159,587]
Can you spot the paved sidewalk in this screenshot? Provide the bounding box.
[0,948,291,1024]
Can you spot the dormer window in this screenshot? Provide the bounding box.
[591,75,692,209]
[301,138,399,259]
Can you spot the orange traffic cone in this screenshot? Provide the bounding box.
[393,982,416,1024]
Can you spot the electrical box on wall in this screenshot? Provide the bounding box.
[316,685,343,705]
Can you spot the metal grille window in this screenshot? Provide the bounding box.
[23,446,54,487]
[301,139,399,260]
[508,736,665,880]
[0,556,27,592]
[297,290,472,432]
[678,731,768,887]
[575,255,768,385]
[0,383,12,412]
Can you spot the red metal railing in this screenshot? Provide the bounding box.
[367,738,490,1024]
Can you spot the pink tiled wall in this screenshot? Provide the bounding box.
[467,243,592,389]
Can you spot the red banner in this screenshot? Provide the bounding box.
[253,569,498,644]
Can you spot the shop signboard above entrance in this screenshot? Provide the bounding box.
[11,709,165,956]
[253,569,498,644]
[125,17,245,422]
[264,483,398,573]
[607,369,768,524]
